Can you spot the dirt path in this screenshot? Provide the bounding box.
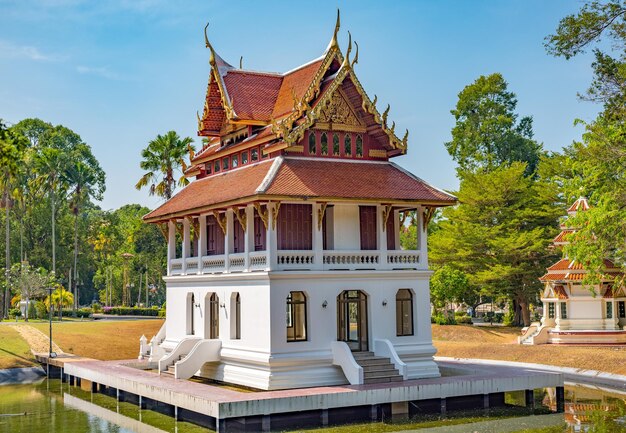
[8,324,63,355]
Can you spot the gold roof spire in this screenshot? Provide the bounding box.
[204,22,216,67]
[329,9,341,50]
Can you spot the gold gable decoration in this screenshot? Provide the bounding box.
[316,90,364,132]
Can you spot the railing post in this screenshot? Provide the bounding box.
[377,204,388,269]
[313,203,324,270]
[245,204,254,272]
[167,220,176,276]
[182,217,190,275]
[198,215,206,275]
[224,209,233,273]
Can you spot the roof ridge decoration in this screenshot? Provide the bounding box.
[203,23,238,124]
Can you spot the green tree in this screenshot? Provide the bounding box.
[135,131,195,200]
[0,120,28,318]
[429,163,561,326]
[45,285,74,321]
[430,266,472,312]
[9,261,54,321]
[445,73,542,176]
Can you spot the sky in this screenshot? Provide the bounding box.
[0,0,600,211]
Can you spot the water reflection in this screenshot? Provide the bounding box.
[1,380,625,433]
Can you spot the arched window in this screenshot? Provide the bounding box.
[344,134,352,157]
[332,133,340,156]
[210,293,219,339]
[308,132,317,155]
[396,289,413,336]
[356,135,363,157]
[320,133,328,156]
[286,291,307,342]
[232,292,241,339]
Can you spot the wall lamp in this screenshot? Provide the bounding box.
[382,299,388,307]
[322,300,328,309]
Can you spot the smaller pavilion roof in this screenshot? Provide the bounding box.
[567,197,590,214]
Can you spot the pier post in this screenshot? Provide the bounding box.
[525,389,535,411]
[261,415,271,432]
[556,386,565,413]
[483,394,490,413]
[216,418,226,433]
[139,395,146,409]
[320,409,329,426]
[370,404,378,421]
[69,375,75,386]
[440,398,447,416]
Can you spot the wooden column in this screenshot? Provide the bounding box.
[167,220,176,276]
[198,215,207,275]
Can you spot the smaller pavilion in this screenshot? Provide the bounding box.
[520,197,626,345]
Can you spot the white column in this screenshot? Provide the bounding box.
[267,204,277,271]
[182,218,190,274]
[225,209,233,273]
[377,204,388,269]
[167,220,176,276]
[198,214,207,275]
[417,206,428,268]
[244,205,254,271]
[393,209,400,250]
[312,203,324,270]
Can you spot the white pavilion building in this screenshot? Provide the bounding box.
[139,16,456,390]
[519,197,626,345]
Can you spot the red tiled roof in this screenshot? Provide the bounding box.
[272,59,324,118]
[554,285,569,299]
[144,157,456,222]
[540,273,566,282]
[263,158,456,203]
[144,160,274,221]
[604,286,615,298]
[567,197,590,213]
[223,71,282,121]
[553,229,573,244]
[547,259,573,271]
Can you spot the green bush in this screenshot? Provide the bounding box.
[158,309,166,318]
[456,315,473,324]
[91,302,103,313]
[503,309,515,326]
[432,313,457,325]
[103,306,160,316]
[27,301,37,319]
[34,301,48,319]
[484,312,504,323]
[454,311,467,317]
[9,308,21,318]
[60,308,92,318]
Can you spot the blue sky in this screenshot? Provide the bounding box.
[1,0,599,210]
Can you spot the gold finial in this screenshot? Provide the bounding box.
[402,129,409,147]
[330,9,341,49]
[382,104,390,126]
[390,121,395,134]
[343,31,352,67]
[196,111,202,130]
[372,95,378,107]
[204,22,216,66]
[239,56,243,69]
[351,41,359,68]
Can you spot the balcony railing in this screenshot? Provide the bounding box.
[169,249,422,276]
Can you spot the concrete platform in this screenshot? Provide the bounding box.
[60,358,564,431]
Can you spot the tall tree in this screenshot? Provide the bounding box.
[445,73,542,176]
[135,131,195,200]
[62,146,105,308]
[0,121,28,318]
[429,163,561,325]
[9,262,54,321]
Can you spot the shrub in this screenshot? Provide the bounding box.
[34,301,48,319]
[91,302,103,313]
[60,308,92,318]
[432,313,457,325]
[102,307,160,316]
[158,309,166,318]
[484,312,504,323]
[9,308,21,318]
[454,311,468,317]
[456,315,473,324]
[27,301,37,319]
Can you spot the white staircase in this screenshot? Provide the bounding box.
[352,352,403,384]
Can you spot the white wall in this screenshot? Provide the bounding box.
[569,299,603,320]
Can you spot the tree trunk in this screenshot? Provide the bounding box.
[51,189,56,275]
[24,296,29,322]
[519,300,531,327]
[4,192,10,319]
[73,212,78,311]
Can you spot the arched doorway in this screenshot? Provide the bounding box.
[337,290,368,351]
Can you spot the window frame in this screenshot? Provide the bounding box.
[308,131,317,155]
[560,302,567,319]
[286,291,308,342]
[344,133,352,157]
[396,289,414,336]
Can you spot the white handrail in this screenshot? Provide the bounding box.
[174,339,222,379]
[147,321,167,362]
[374,339,407,380]
[158,337,201,373]
[331,341,363,385]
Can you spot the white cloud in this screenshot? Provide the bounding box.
[76,65,120,80]
[0,39,58,61]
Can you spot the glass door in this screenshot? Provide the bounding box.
[337,290,368,351]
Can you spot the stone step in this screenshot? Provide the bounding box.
[364,375,403,384]
[352,351,375,359]
[364,369,400,380]
[161,369,174,376]
[363,364,398,373]
[356,357,392,366]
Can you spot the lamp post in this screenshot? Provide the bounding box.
[46,284,57,377]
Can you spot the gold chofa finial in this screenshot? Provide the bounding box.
[204,22,216,66]
[330,9,341,49]
[239,56,243,69]
[351,41,359,68]
[343,31,352,67]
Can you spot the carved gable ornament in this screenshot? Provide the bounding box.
[316,89,365,132]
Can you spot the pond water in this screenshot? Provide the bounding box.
[0,380,625,433]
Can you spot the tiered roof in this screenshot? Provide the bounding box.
[144,12,456,223]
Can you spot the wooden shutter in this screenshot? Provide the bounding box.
[206,215,225,255]
[277,204,312,250]
[359,206,377,250]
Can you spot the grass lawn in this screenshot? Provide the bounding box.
[29,319,164,360]
[0,325,35,369]
[432,324,626,375]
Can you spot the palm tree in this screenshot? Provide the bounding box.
[62,148,105,310]
[135,131,195,200]
[44,285,73,321]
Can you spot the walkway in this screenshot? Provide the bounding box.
[7,324,63,355]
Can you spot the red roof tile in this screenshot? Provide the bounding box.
[272,59,324,118]
[540,273,566,281]
[553,229,573,244]
[263,158,456,203]
[567,197,590,213]
[223,71,282,121]
[554,285,569,299]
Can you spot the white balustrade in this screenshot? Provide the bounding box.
[323,251,380,270]
[387,250,420,269]
[202,255,226,273]
[276,251,316,270]
[249,251,268,271]
[169,249,422,274]
[170,258,183,275]
[229,253,246,272]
